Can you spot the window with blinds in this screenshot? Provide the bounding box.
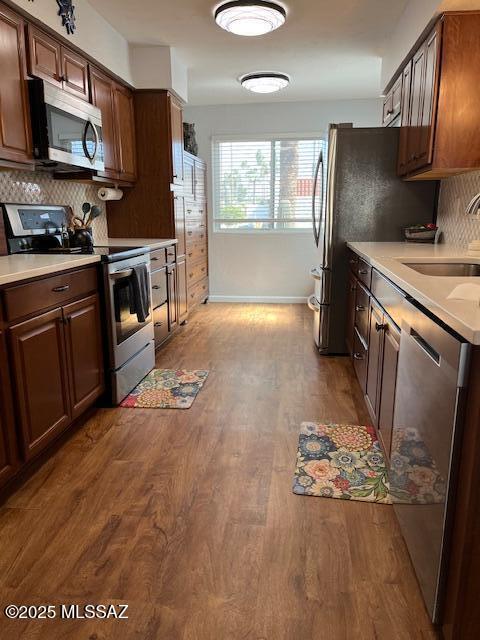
[212,136,324,231]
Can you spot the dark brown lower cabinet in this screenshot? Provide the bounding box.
[63,294,104,420]
[365,299,384,425]
[167,263,178,331]
[377,320,400,457]
[0,329,19,484]
[9,307,71,460]
[177,258,188,324]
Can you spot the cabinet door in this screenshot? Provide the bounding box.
[183,154,195,199]
[61,47,89,101]
[365,299,384,426]
[0,5,32,164]
[90,66,119,179]
[63,295,104,420]
[170,96,184,184]
[194,159,206,202]
[0,329,19,486]
[417,25,441,169]
[174,194,186,258]
[167,264,178,331]
[177,258,188,324]
[377,320,400,459]
[398,61,413,175]
[382,92,393,126]
[391,75,403,122]
[346,272,357,355]
[10,308,71,461]
[27,25,62,87]
[406,43,427,172]
[113,84,137,182]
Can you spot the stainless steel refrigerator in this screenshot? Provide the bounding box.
[308,124,438,354]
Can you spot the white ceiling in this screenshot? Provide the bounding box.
[92,0,410,105]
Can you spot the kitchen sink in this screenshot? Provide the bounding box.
[402,262,480,276]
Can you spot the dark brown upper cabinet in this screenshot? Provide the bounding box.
[27,25,89,101]
[90,66,118,179]
[392,12,480,180]
[0,3,33,165]
[90,66,136,183]
[113,83,137,183]
[382,74,402,126]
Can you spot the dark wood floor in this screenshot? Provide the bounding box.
[0,304,437,639]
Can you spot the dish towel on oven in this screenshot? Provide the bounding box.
[129,265,150,323]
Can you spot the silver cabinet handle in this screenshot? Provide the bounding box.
[353,353,364,360]
[355,305,366,312]
[358,269,369,275]
[52,285,69,292]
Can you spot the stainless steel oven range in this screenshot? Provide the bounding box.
[2,202,155,405]
[103,249,155,404]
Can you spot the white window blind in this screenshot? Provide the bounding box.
[212,136,324,231]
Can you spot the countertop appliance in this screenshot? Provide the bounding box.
[29,79,105,172]
[2,203,155,404]
[391,299,471,623]
[308,125,438,354]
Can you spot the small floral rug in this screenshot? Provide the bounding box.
[121,369,209,409]
[292,423,445,505]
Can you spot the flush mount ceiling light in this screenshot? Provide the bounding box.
[215,1,286,36]
[240,72,290,93]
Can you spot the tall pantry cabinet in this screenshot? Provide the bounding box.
[106,90,209,327]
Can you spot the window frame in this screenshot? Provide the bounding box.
[211,132,325,235]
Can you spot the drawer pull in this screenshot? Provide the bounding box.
[355,305,366,312]
[358,269,368,275]
[187,231,193,236]
[154,322,164,327]
[375,322,387,332]
[52,285,70,293]
[151,256,159,261]
[353,352,364,360]
[152,285,160,290]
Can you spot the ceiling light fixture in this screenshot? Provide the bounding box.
[240,72,290,93]
[215,1,286,36]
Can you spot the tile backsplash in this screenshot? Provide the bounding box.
[437,170,480,248]
[0,170,108,242]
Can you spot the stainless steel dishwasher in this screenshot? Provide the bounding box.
[390,299,471,623]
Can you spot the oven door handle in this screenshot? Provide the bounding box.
[110,268,133,280]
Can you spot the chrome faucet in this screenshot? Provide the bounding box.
[465,192,480,215]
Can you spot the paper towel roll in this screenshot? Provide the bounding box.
[98,187,123,201]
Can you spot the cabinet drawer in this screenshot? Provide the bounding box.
[150,248,166,268]
[187,258,208,286]
[354,283,370,346]
[151,267,168,308]
[371,269,405,329]
[186,221,207,245]
[166,244,176,263]
[356,258,372,288]
[353,327,368,393]
[3,267,97,321]
[186,240,207,263]
[185,201,206,220]
[347,249,359,274]
[153,303,169,345]
[188,276,209,307]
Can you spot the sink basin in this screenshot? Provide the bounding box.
[403,262,480,276]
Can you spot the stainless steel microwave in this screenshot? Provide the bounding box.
[29,78,105,172]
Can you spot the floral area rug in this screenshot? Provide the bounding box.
[121,369,209,409]
[292,423,445,505]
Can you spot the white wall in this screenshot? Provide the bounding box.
[10,0,133,84]
[184,99,382,303]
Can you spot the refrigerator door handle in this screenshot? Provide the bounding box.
[307,294,320,312]
[312,150,323,248]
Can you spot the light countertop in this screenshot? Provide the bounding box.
[103,238,177,250]
[347,242,480,344]
[0,253,101,287]
[0,238,178,287]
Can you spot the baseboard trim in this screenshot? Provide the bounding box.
[208,295,308,304]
